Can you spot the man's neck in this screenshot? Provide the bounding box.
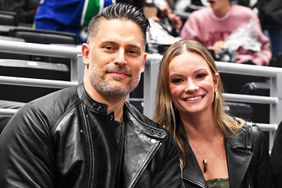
[106,98,125,122]
[87,90,126,122]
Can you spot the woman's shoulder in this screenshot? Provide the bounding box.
[226,119,266,150]
[244,122,265,140]
[241,121,267,152]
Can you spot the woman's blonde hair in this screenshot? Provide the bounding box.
[153,40,244,163]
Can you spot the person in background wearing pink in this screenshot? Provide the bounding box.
[181,0,271,66]
[180,0,271,93]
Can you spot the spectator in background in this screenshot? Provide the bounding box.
[35,0,182,42]
[0,3,183,187]
[175,0,206,13]
[181,0,270,66]
[257,0,282,66]
[153,0,183,35]
[180,0,271,93]
[34,0,115,43]
[154,39,273,188]
[0,0,40,24]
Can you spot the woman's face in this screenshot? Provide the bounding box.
[168,51,219,115]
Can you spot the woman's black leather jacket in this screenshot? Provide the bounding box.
[183,123,274,188]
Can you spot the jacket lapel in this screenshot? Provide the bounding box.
[225,129,253,188]
[183,143,207,188]
[182,128,253,188]
[122,105,166,188]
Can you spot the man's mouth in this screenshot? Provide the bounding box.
[106,68,132,77]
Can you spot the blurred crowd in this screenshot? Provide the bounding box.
[1,0,281,62]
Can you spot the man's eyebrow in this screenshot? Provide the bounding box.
[127,44,142,49]
[98,41,144,50]
[99,41,117,45]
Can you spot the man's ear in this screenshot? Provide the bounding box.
[140,52,147,73]
[82,43,90,65]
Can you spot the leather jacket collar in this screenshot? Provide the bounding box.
[183,128,253,188]
[77,84,116,120]
[77,84,168,187]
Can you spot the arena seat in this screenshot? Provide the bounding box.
[8,28,79,65]
[9,28,79,44]
[0,59,70,102]
[0,11,18,26]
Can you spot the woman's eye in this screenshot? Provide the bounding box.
[171,78,183,84]
[196,73,207,79]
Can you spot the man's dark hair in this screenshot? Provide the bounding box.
[87,3,150,44]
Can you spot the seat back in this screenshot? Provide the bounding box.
[9,28,78,44]
[0,11,18,26]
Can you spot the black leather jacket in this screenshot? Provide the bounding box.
[183,123,273,188]
[0,84,183,188]
[271,121,282,188]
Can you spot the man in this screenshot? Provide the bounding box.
[0,3,183,188]
[257,0,282,60]
[271,121,282,188]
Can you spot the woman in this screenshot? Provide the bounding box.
[153,40,273,188]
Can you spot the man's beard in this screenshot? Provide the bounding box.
[89,66,140,98]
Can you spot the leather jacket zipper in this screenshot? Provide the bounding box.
[81,104,95,188]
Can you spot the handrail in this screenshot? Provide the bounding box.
[0,108,17,116]
[0,41,83,118]
[223,93,278,104]
[0,76,78,88]
[0,39,81,58]
[257,123,278,131]
[216,61,282,76]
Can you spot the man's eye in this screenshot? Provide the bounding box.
[104,46,115,51]
[127,49,140,55]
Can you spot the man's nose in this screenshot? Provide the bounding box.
[114,49,126,64]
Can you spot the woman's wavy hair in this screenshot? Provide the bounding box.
[153,40,244,164]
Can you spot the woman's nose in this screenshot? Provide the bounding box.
[185,79,199,92]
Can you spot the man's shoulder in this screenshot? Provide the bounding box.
[31,86,79,109]
[18,86,80,125]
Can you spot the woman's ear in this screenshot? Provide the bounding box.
[214,72,220,89]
